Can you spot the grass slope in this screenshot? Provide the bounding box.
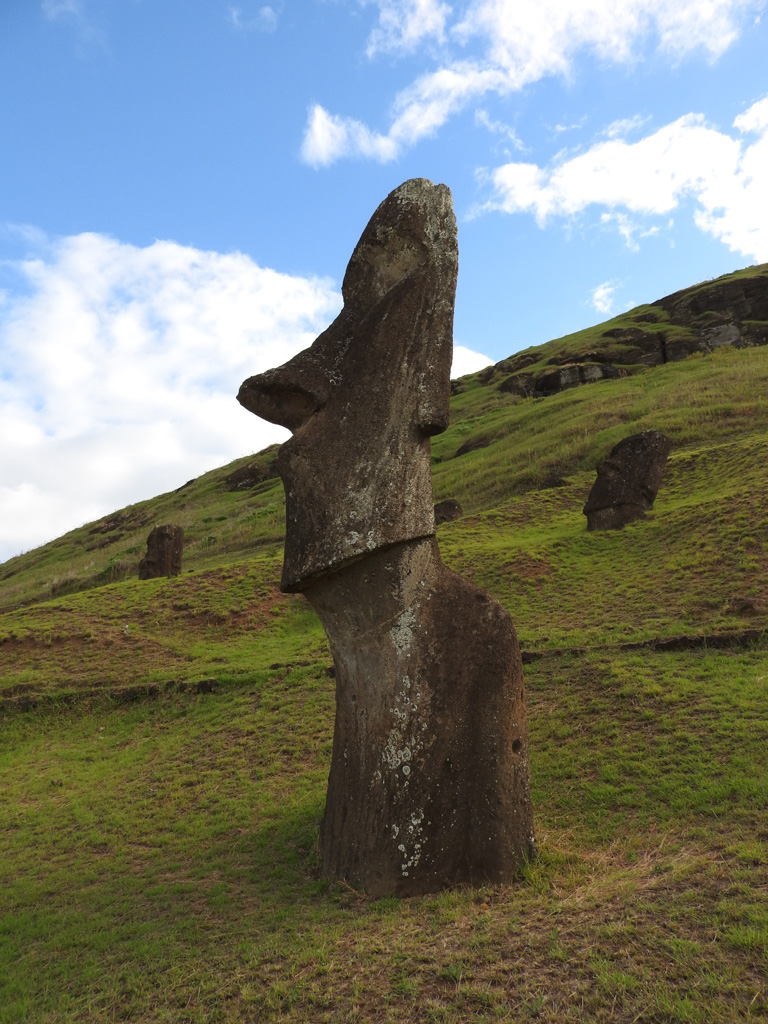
[2,274,768,1021]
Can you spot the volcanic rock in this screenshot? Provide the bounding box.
[583,431,672,531]
[224,454,279,492]
[434,498,463,525]
[138,525,184,579]
[237,179,534,895]
[534,362,622,395]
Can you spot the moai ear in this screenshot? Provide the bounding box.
[415,328,453,437]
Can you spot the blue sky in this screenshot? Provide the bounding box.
[1,0,767,561]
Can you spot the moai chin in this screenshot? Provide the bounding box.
[238,179,534,895]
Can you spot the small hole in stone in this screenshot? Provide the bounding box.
[512,739,522,754]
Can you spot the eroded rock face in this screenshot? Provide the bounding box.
[534,362,622,395]
[138,525,184,579]
[583,430,672,531]
[237,178,534,895]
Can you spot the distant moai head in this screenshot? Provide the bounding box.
[238,179,458,591]
[583,430,672,530]
[138,524,184,579]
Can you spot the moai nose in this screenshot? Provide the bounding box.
[237,347,332,433]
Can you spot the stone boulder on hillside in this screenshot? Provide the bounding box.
[583,431,672,531]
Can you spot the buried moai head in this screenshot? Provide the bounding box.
[138,525,184,579]
[583,430,672,531]
[238,179,457,591]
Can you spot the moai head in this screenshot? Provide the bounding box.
[238,179,458,591]
[583,430,672,530]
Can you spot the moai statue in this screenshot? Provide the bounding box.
[138,525,184,579]
[583,430,672,531]
[434,498,463,525]
[238,179,534,896]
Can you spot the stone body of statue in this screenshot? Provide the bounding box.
[238,179,534,895]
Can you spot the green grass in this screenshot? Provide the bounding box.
[2,649,766,1022]
[3,271,768,1020]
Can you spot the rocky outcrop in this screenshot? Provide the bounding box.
[583,431,671,531]
[224,450,279,492]
[499,362,622,397]
[138,525,184,579]
[238,179,534,895]
[485,266,768,399]
[655,272,768,322]
[533,362,622,395]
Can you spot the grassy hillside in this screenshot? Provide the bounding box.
[2,266,768,1022]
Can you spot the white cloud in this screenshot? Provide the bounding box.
[228,4,279,32]
[365,0,451,56]
[474,108,524,149]
[41,0,84,19]
[602,114,650,139]
[300,105,398,167]
[301,64,505,165]
[552,118,588,135]
[0,232,340,562]
[451,344,493,376]
[600,211,659,251]
[734,95,768,132]
[591,281,616,314]
[482,97,768,260]
[302,0,765,165]
[454,0,760,69]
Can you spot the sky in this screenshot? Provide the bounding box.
[1,0,767,563]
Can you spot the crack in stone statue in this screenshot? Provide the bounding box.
[238,179,534,895]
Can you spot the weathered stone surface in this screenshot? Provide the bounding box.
[138,525,184,579]
[655,273,768,322]
[498,359,622,399]
[308,539,533,895]
[499,372,535,397]
[239,178,456,592]
[583,431,672,531]
[534,362,621,395]
[434,498,463,525]
[238,178,534,895]
[224,451,279,492]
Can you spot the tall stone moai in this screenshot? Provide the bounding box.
[238,179,534,895]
